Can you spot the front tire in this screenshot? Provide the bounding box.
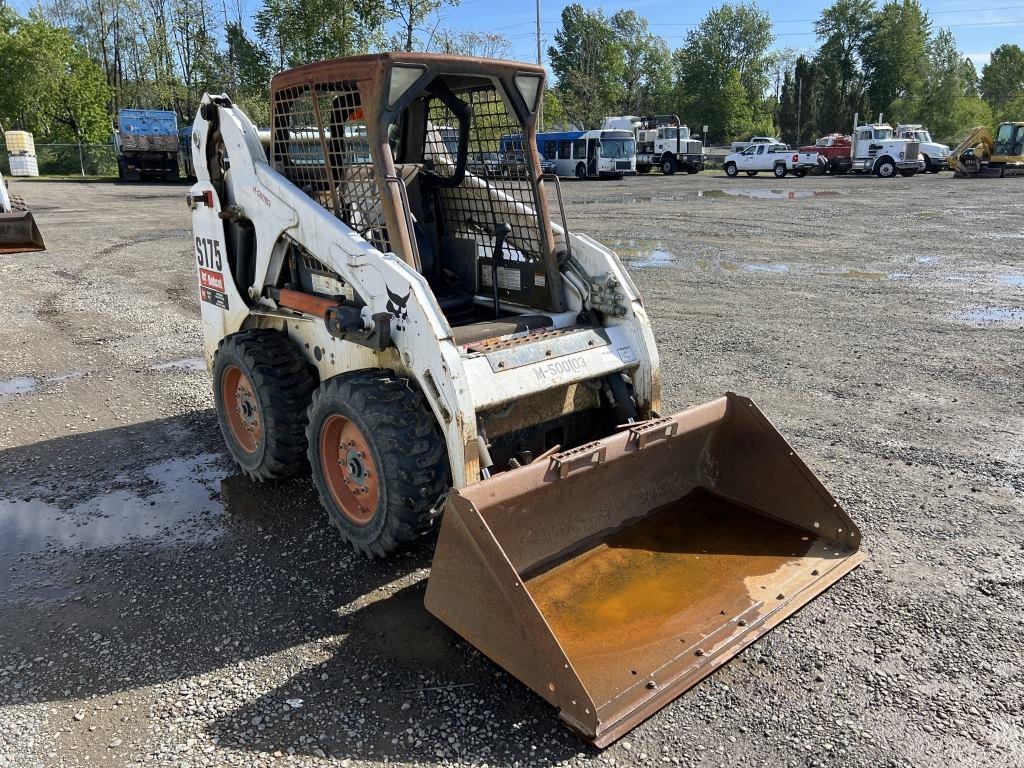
[876,157,897,178]
[307,371,450,558]
[661,156,676,175]
[213,329,317,481]
[724,162,738,178]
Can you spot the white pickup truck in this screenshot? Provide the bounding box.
[722,143,816,178]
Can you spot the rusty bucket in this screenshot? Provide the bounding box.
[0,198,45,254]
[424,393,865,746]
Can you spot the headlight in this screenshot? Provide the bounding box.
[899,151,905,159]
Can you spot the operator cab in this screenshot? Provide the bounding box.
[269,54,568,345]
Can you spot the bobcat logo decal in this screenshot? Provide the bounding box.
[386,286,411,331]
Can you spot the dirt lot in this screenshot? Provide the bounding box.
[1,172,1021,768]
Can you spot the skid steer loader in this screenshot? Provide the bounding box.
[189,53,865,746]
[0,171,45,253]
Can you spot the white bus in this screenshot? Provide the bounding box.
[533,129,636,179]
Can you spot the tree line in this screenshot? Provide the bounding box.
[1,0,1022,147]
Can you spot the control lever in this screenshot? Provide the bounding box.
[490,222,512,319]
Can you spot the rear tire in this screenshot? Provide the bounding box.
[637,164,651,174]
[773,163,787,178]
[307,370,450,558]
[575,163,587,180]
[213,329,317,481]
[724,162,738,178]
[685,166,699,175]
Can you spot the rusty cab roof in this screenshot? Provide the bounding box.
[270,52,545,96]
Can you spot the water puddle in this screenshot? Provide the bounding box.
[954,306,1024,328]
[151,357,206,373]
[0,453,227,599]
[0,369,90,400]
[0,376,40,397]
[580,189,844,205]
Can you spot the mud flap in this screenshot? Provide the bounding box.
[0,209,45,254]
[424,393,866,746]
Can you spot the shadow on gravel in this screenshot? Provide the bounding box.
[0,414,424,701]
[205,580,590,765]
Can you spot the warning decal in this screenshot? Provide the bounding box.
[200,285,229,309]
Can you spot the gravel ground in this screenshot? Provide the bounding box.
[0,173,1021,768]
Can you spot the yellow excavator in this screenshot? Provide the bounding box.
[947,121,1024,177]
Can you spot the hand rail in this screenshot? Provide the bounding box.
[537,172,571,261]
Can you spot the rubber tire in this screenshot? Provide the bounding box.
[685,166,700,175]
[876,157,897,178]
[307,370,449,558]
[773,163,787,178]
[213,329,316,481]
[899,169,917,177]
[746,171,758,176]
[661,157,676,175]
[637,164,651,174]
[575,163,587,180]
[724,162,738,178]
[794,169,807,178]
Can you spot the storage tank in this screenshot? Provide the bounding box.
[5,131,39,177]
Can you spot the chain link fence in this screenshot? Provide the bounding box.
[1,143,120,177]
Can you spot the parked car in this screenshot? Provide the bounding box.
[539,153,556,175]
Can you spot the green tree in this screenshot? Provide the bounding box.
[778,55,818,145]
[609,9,671,115]
[675,2,773,141]
[981,44,1024,111]
[255,0,387,70]
[0,8,111,143]
[389,0,459,52]
[862,0,930,120]
[917,29,991,144]
[548,4,624,128]
[813,0,873,132]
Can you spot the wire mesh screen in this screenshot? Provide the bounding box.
[424,86,544,264]
[272,81,390,253]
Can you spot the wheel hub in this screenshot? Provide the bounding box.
[320,415,380,525]
[221,365,262,453]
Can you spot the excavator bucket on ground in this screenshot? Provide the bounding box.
[0,188,45,254]
[425,393,865,746]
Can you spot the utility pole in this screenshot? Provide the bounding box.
[536,0,543,131]
[796,76,802,147]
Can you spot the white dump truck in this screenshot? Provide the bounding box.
[722,143,816,178]
[602,115,704,175]
[895,124,949,173]
[850,116,920,177]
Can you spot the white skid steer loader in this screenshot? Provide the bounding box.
[189,53,865,746]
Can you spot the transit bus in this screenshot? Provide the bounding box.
[527,129,637,179]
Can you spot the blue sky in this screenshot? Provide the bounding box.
[12,0,1022,70]
[432,0,1024,71]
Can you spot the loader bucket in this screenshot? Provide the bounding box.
[0,206,45,254]
[425,393,865,746]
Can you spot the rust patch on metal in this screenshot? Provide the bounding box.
[524,490,821,704]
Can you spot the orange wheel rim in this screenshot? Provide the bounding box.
[320,414,380,525]
[221,365,262,454]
